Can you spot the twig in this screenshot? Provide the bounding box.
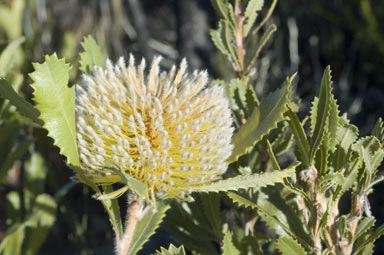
[234,0,245,76]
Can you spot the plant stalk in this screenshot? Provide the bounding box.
[234,0,245,76]
[116,198,143,255]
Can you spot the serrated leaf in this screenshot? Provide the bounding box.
[270,122,293,156]
[0,80,42,125]
[228,75,294,163]
[355,217,375,241]
[79,35,106,74]
[0,37,25,78]
[354,223,384,255]
[246,24,276,73]
[201,193,221,234]
[334,157,361,200]
[29,53,79,166]
[222,231,240,255]
[210,26,230,56]
[211,0,230,21]
[286,109,311,166]
[99,185,123,238]
[220,20,241,71]
[243,0,264,36]
[228,191,310,249]
[276,236,306,255]
[128,202,170,255]
[156,244,187,255]
[230,78,248,114]
[371,117,384,145]
[352,136,384,173]
[333,121,358,171]
[310,66,339,161]
[193,165,296,193]
[163,202,218,254]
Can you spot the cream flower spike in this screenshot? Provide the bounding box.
[75,55,234,202]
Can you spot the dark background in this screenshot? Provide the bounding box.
[1,0,384,254]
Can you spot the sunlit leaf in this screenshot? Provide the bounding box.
[29,53,80,166]
[156,244,187,255]
[0,37,25,78]
[128,202,170,255]
[222,231,240,255]
[228,75,294,163]
[193,164,296,193]
[0,223,25,255]
[243,0,264,36]
[310,66,339,161]
[276,236,306,255]
[79,35,106,74]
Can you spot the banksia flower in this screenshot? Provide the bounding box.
[75,55,233,202]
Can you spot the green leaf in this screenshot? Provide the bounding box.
[354,223,384,255]
[222,231,240,255]
[192,164,296,193]
[243,0,264,36]
[163,202,218,254]
[332,120,358,171]
[269,122,293,156]
[79,35,106,74]
[156,244,187,255]
[0,139,32,181]
[254,0,278,34]
[310,66,339,161]
[0,0,24,40]
[99,185,123,238]
[0,80,42,125]
[201,193,221,234]
[352,136,384,173]
[220,20,240,70]
[106,163,148,200]
[286,109,311,166]
[210,0,230,21]
[371,117,384,145]
[24,153,47,195]
[266,139,280,170]
[23,194,57,255]
[128,202,170,255]
[210,27,230,56]
[0,223,25,255]
[228,75,294,163]
[29,53,80,166]
[276,236,306,255]
[228,191,311,249]
[0,37,25,78]
[246,24,277,71]
[355,217,375,241]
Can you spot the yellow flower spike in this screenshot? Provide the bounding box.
[75,55,234,203]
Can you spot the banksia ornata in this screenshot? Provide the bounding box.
[75,55,234,202]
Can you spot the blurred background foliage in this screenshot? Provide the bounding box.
[0,0,384,254]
